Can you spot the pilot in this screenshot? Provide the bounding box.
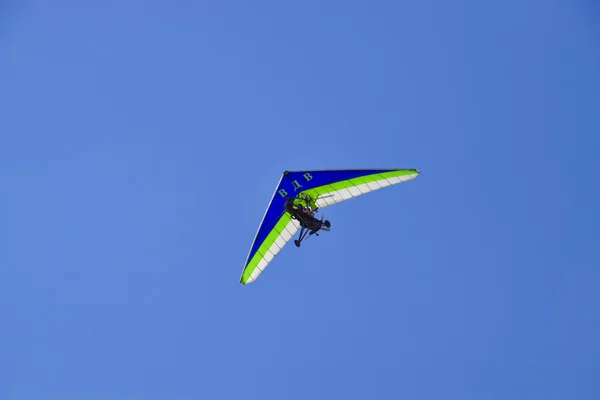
[285,198,314,218]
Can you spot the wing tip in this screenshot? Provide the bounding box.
[239,269,250,284]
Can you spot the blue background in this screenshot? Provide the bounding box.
[1,1,599,399]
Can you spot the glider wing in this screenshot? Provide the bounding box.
[240,168,419,284]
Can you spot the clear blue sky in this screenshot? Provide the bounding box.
[1,1,599,399]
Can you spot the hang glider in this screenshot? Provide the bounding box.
[240,168,420,284]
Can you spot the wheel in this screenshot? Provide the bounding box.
[294,239,301,247]
[324,220,331,228]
